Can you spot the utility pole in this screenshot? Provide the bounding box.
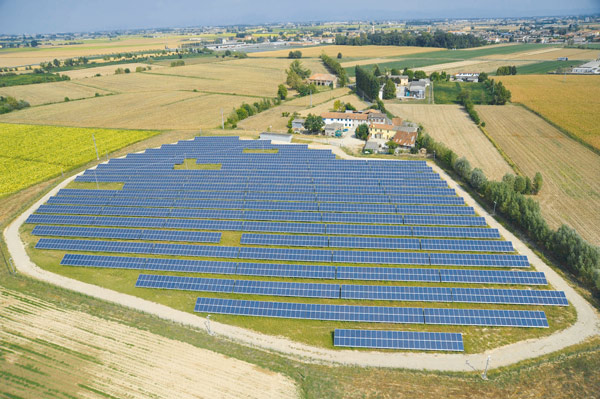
[493,201,497,216]
[92,134,99,160]
[310,89,312,107]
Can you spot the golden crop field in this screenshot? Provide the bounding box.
[0,91,259,130]
[483,47,600,61]
[61,62,163,79]
[497,75,600,150]
[0,123,158,196]
[250,45,444,58]
[0,81,112,106]
[386,104,513,180]
[477,105,600,245]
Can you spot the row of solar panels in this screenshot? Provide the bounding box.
[333,329,464,351]
[240,233,513,252]
[35,205,486,226]
[60,254,547,285]
[26,214,500,239]
[55,189,466,206]
[193,297,549,328]
[32,226,512,253]
[134,274,567,306]
[36,238,530,267]
[47,195,474,216]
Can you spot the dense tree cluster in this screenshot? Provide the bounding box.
[319,54,348,87]
[303,114,324,133]
[335,30,486,49]
[496,65,518,76]
[416,131,600,294]
[0,95,30,114]
[288,50,302,59]
[355,65,379,101]
[355,124,369,141]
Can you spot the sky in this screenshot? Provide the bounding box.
[0,0,598,35]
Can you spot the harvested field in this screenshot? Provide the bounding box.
[483,47,600,61]
[419,59,532,74]
[386,104,513,180]
[237,105,303,132]
[0,289,298,399]
[477,105,600,245]
[61,62,163,79]
[251,45,444,59]
[0,81,112,106]
[497,75,600,150]
[64,72,209,94]
[0,91,258,130]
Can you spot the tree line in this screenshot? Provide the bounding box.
[319,54,348,87]
[336,30,486,49]
[496,65,518,76]
[225,98,280,128]
[416,131,600,295]
[0,95,30,114]
[286,60,317,96]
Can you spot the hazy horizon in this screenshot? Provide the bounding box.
[0,0,599,35]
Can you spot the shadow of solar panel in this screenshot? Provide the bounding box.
[233,280,339,298]
[333,329,464,351]
[240,233,329,247]
[421,239,514,252]
[429,253,529,267]
[423,308,549,327]
[35,238,154,254]
[36,204,104,215]
[440,269,547,285]
[194,297,425,324]
[452,288,568,306]
[243,221,326,234]
[325,224,412,237]
[341,285,453,302]
[336,267,440,282]
[135,274,235,293]
[238,247,332,262]
[412,227,500,239]
[332,250,430,265]
[236,262,336,279]
[404,215,486,226]
[329,236,420,250]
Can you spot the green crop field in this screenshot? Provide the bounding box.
[0,123,159,197]
[496,60,586,75]
[433,81,493,104]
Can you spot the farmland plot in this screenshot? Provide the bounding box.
[477,105,600,245]
[61,62,163,79]
[386,104,513,180]
[0,289,298,399]
[250,45,443,59]
[0,81,112,106]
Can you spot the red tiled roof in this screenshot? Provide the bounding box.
[321,112,368,121]
[392,131,417,147]
[308,73,337,81]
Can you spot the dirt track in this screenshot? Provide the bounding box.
[4,142,599,373]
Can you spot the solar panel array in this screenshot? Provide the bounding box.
[333,329,464,351]
[28,136,566,351]
[132,273,567,307]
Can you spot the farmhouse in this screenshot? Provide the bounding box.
[324,122,345,137]
[307,73,338,87]
[321,111,368,132]
[453,73,480,82]
[388,74,409,86]
[370,123,399,141]
[406,81,427,99]
[291,118,305,132]
[391,130,418,149]
[572,59,600,74]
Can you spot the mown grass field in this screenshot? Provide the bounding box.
[477,104,600,245]
[433,81,493,104]
[0,123,158,197]
[496,74,600,151]
[386,104,513,180]
[0,81,112,106]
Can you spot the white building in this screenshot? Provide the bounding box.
[321,111,368,132]
[572,60,600,74]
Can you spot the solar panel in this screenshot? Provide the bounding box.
[333,329,464,351]
[233,280,339,298]
[429,253,530,267]
[440,269,547,285]
[421,239,514,252]
[236,262,335,279]
[135,274,235,293]
[194,297,425,324]
[341,285,453,302]
[412,226,501,239]
[423,308,549,328]
[329,236,420,250]
[336,267,440,282]
[240,233,329,248]
[452,288,568,306]
[332,250,430,265]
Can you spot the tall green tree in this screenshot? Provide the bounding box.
[382,79,396,99]
[304,113,324,133]
[355,123,369,140]
[277,84,287,100]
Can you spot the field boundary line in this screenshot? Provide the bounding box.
[513,102,600,157]
[477,124,524,176]
[4,142,599,371]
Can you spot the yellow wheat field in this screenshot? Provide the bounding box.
[250,45,443,59]
[477,105,600,245]
[0,81,112,106]
[0,123,158,196]
[497,75,600,150]
[386,104,513,180]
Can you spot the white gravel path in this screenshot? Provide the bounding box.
[4,142,599,372]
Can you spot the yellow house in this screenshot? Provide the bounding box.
[370,123,399,141]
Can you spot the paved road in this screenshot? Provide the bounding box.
[5,142,599,372]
